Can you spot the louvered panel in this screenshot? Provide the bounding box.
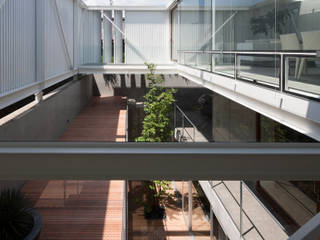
[114,10,123,64]
[82,9,101,64]
[103,11,112,64]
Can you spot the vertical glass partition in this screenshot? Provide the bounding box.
[179,0,212,68]
[171,6,179,61]
[279,0,320,98]
[176,0,320,98]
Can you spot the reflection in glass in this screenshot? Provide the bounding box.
[237,55,280,88]
[179,0,212,67]
[213,53,235,77]
[285,56,320,98]
[175,0,320,99]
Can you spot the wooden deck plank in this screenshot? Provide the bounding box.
[22,96,127,240]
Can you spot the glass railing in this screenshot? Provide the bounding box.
[178,50,320,99]
[285,56,320,99]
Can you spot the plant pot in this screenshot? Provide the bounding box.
[24,209,42,240]
[144,204,166,219]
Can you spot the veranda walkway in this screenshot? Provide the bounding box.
[22,96,127,240]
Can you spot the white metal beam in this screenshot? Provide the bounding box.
[84,6,170,11]
[0,142,320,180]
[78,64,178,74]
[0,70,77,109]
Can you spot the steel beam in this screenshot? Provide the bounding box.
[78,64,178,74]
[0,142,320,180]
[0,70,77,109]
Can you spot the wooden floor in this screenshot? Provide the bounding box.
[22,96,127,240]
[128,181,211,240]
[60,96,127,142]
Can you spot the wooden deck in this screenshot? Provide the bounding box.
[60,96,127,142]
[128,181,211,240]
[22,96,127,240]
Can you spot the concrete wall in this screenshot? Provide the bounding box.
[212,92,257,142]
[0,75,93,141]
[0,75,93,190]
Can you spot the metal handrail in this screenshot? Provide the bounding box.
[177,49,319,57]
[125,104,128,142]
[174,104,197,142]
[121,180,128,240]
[178,49,320,97]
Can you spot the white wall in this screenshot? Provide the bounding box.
[125,11,170,64]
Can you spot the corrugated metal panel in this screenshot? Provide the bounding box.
[0,0,36,95]
[82,9,101,64]
[103,11,112,64]
[125,11,170,64]
[114,10,123,64]
[45,0,74,79]
[74,1,82,67]
[172,7,179,60]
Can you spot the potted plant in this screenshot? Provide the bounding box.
[0,189,42,240]
[136,63,176,219]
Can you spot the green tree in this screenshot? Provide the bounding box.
[136,63,176,142]
[136,63,176,214]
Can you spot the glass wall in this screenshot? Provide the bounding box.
[173,0,212,70]
[174,0,320,98]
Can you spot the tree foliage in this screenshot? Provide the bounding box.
[136,63,176,142]
[136,63,176,209]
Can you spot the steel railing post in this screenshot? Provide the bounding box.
[193,125,195,142]
[174,103,176,130]
[210,204,214,240]
[182,115,185,140]
[188,181,192,231]
[280,54,285,92]
[240,181,243,239]
[234,53,238,79]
